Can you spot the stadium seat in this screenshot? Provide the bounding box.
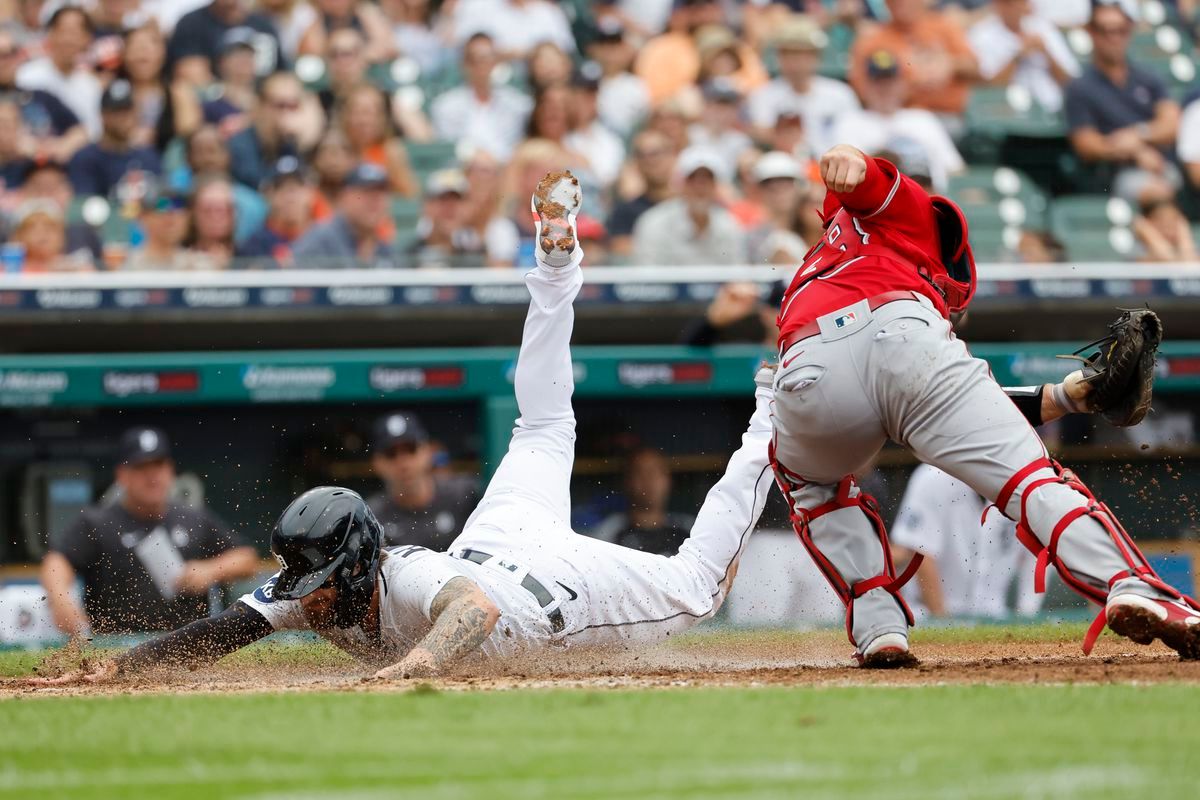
[406,141,460,179]
[1049,196,1137,262]
[964,86,1065,140]
[391,196,423,228]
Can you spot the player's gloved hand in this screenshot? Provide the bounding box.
[820,145,868,194]
[1058,307,1163,427]
[23,658,118,687]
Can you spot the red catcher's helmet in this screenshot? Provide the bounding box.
[930,196,977,314]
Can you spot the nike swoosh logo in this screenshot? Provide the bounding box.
[555,581,579,601]
[781,350,805,369]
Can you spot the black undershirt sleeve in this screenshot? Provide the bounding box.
[115,601,275,673]
[1003,384,1046,428]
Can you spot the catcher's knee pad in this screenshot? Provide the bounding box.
[771,444,921,647]
[995,456,1199,653]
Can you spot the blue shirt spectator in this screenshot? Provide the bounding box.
[67,79,162,198]
[291,163,398,267]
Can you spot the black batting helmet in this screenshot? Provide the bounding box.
[271,486,383,628]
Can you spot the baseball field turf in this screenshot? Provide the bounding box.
[2,624,1198,799]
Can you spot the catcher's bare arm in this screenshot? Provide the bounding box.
[374,577,500,680]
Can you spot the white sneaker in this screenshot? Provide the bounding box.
[531,170,582,270]
[858,632,919,669]
[1106,593,1200,660]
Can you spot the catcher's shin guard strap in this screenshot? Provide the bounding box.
[770,443,920,646]
[1007,457,1200,654]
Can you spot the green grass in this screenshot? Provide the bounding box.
[2,685,1198,799]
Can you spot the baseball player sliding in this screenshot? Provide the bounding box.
[771,143,1198,667]
[33,172,778,683]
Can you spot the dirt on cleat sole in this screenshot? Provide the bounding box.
[534,170,580,254]
[1108,605,1200,660]
[860,649,920,670]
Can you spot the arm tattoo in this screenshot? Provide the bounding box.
[419,578,496,669]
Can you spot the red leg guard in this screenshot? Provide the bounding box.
[1003,457,1200,654]
[770,441,922,647]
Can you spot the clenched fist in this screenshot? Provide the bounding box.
[820,145,868,194]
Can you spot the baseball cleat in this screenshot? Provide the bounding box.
[532,169,582,269]
[858,632,919,669]
[1106,593,1200,660]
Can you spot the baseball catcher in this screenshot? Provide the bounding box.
[31,172,778,684]
[770,143,1196,667]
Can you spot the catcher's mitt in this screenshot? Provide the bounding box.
[1062,308,1163,427]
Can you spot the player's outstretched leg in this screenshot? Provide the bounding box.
[465,171,583,526]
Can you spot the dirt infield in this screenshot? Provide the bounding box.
[4,630,1199,698]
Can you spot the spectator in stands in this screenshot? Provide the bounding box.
[458,150,519,268]
[1,0,48,50]
[226,72,324,191]
[726,147,768,229]
[636,1,767,104]
[367,411,481,550]
[174,124,268,246]
[199,28,261,133]
[849,0,980,116]
[12,162,103,262]
[1133,179,1198,262]
[119,21,192,151]
[125,182,218,270]
[586,21,648,137]
[337,83,418,197]
[68,79,163,200]
[186,176,237,269]
[680,280,784,347]
[316,26,367,114]
[632,147,745,266]
[258,0,319,62]
[379,0,452,75]
[15,6,102,140]
[7,199,94,272]
[292,162,397,266]
[297,0,398,63]
[564,64,626,192]
[1180,93,1200,194]
[746,151,810,265]
[238,156,314,266]
[431,32,532,160]
[310,126,356,220]
[526,41,573,92]
[645,94,696,155]
[829,51,965,193]
[689,77,754,168]
[0,30,88,164]
[969,0,1079,113]
[747,15,860,154]
[0,97,32,191]
[40,426,259,636]
[591,448,695,556]
[610,129,678,258]
[1065,0,1182,201]
[168,0,284,86]
[452,0,576,59]
[526,84,589,165]
[408,167,483,268]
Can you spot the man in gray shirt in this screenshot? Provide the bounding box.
[366,411,481,551]
[632,147,746,266]
[291,163,398,268]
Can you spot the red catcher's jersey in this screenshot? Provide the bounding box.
[777,158,950,346]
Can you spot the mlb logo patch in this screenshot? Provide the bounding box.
[834,312,858,329]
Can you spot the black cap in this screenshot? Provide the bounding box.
[571,60,603,91]
[701,77,741,103]
[219,26,258,57]
[101,79,135,112]
[263,155,307,189]
[118,426,172,466]
[371,411,429,452]
[343,162,389,190]
[866,50,900,80]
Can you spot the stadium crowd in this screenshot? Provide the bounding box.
[0,0,1197,272]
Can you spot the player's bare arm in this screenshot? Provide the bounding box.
[374,577,500,680]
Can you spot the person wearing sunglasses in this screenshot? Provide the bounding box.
[124,181,219,271]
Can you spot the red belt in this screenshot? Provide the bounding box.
[778,290,923,356]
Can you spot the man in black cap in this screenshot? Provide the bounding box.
[238,155,314,265]
[124,181,216,271]
[366,411,480,551]
[66,78,163,198]
[40,426,259,636]
[292,163,397,267]
[200,27,262,130]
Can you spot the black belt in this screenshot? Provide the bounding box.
[457,548,566,634]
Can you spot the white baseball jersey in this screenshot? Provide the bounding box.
[241,258,775,663]
[891,464,1041,619]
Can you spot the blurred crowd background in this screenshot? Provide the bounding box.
[0,0,1197,274]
